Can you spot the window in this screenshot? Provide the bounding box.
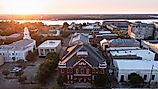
[81,68,84,74]
[61,69,64,73]
[152,75,155,80]
[120,75,124,82]
[76,68,79,74]
[144,75,147,80]
[51,49,54,52]
[86,69,89,74]
[67,75,70,80]
[71,75,73,79]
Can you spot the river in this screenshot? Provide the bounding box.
[1,19,158,25]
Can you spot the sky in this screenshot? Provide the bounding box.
[0,0,158,14]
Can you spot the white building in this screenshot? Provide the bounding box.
[114,60,158,83]
[100,39,108,51]
[82,22,101,30]
[110,49,155,61]
[128,22,154,39]
[0,27,36,62]
[69,33,89,46]
[38,40,61,56]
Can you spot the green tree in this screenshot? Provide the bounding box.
[94,75,108,87]
[26,51,37,62]
[57,75,67,86]
[61,31,71,38]
[18,75,27,84]
[37,52,59,84]
[2,70,10,78]
[128,73,144,87]
[62,22,69,30]
[15,71,24,78]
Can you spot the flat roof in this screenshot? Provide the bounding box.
[110,49,155,61]
[99,31,111,34]
[107,47,140,51]
[38,40,61,48]
[114,60,158,70]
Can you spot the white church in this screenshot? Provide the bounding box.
[0,27,36,62]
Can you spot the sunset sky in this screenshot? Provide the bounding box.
[0,0,158,14]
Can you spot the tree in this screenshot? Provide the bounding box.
[57,75,67,86]
[128,73,144,87]
[62,22,69,30]
[18,75,27,84]
[61,31,71,38]
[2,70,10,78]
[37,52,59,84]
[26,51,37,62]
[94,75,108,87]
[15,71,24,77]
[83,23,87,26]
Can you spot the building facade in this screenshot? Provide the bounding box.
[38,40,61,57]
[113,60,158,83]
[0,27,36,62]
[128,22,154,39]
[58,44,107,86]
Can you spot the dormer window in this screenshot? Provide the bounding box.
[77,51,88,57]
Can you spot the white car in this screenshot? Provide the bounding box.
[10,67,22,73]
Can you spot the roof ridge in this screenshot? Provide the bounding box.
[61,45,83,64]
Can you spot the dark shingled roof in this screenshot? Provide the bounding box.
[109,39,140,47]
[61,44,106,67]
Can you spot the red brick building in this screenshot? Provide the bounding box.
[58,44,107,87]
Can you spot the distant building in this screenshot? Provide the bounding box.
[154,22,158,40]
[100,39,108,51]
[0,56,4,66]
[93,31,118,43]
[103,21,129,31]
[69,33,89,46]
[0,33,21,40]
[58,44,107,87]
[128,22,154,39]
[38,40,61,57]
[37,30,49,37]
[49,30,61,36]
[113,60,158,83]
[0,27,36,62]
[108,38,140,47]
[82,22,101,30]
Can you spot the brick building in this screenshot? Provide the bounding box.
[58,44,107,87]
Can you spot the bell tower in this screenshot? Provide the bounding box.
[23,27,31,40]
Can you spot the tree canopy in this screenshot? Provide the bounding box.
[128,73,144,87]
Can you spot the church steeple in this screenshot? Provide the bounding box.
[23,27,31,40]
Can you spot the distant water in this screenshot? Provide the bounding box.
[1,19,158,25]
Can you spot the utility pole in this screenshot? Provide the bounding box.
[149,65,154,88]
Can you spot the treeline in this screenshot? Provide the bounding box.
[36,52,59,84]
[0,21,50,36]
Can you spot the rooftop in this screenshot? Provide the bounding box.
[114,60,158,70]
[110,49,155,61]
[38,40,61,48]
[60,44,106,67]
[69,33,89,46]
[0,39,35,51]
[109,39,140,47]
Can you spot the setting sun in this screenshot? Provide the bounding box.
[2,0,47,14]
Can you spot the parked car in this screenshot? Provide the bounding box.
[10,67,22,73]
